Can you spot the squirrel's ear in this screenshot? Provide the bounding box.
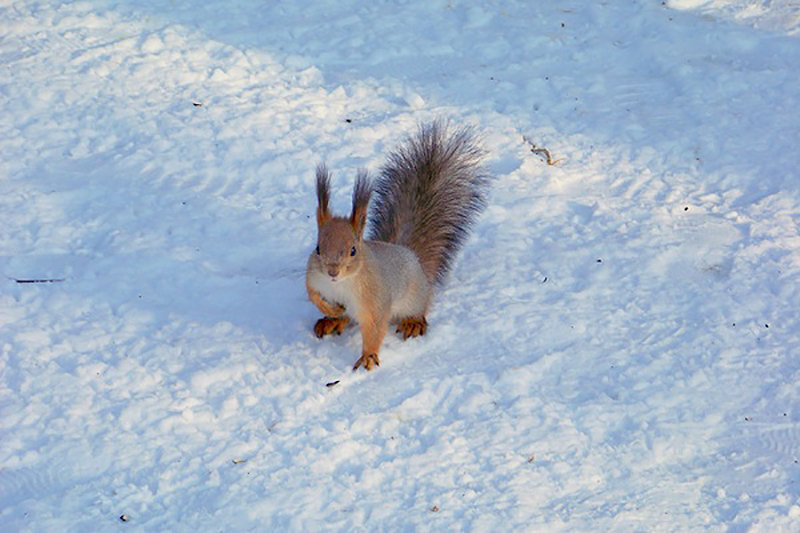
[350,169,371,238]
[316,163,332,227]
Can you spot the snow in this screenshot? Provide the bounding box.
[667,1,800,34]
[1,0,799,530]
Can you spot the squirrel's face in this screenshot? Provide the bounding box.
[314,218,363,281]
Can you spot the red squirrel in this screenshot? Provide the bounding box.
[306,121,489,370]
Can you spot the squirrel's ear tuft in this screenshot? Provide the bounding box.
[316,163,332,227]
[351,169,372,238]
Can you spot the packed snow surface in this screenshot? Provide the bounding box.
[2,0,799,531]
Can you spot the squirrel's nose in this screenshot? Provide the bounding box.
[327,266,340,278]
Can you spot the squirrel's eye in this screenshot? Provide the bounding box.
[350,246,356,256]
[315,245,320,255]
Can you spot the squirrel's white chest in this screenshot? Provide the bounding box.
[308,271,363,319]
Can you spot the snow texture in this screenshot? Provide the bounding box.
[1,0,799,531]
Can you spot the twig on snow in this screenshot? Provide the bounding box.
[523,136,562,165]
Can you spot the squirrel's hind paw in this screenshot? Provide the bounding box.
[314,316,350,338]
[397,317,428,340]
[353,353,380,371]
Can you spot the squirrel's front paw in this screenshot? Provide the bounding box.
[314,316,349,338]
[323,299,347,317]
[353,353,380,371]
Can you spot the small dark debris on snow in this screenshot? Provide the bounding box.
[326,380,340,388]
[345,118,352,123]
[120,514,130,522]
[684,206,689,211]
[596,258,603,263]
[192,102,203,107]
[232,458,247,464]
[430,505,440,513]
[15,278,65,284]
[542,276,548,283]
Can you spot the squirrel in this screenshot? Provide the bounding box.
[305,120,489,370]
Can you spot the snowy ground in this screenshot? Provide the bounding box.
[2,0,799,531]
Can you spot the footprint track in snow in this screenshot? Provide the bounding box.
[749,422,800,463]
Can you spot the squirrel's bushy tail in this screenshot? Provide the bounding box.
[369,120,490,285]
